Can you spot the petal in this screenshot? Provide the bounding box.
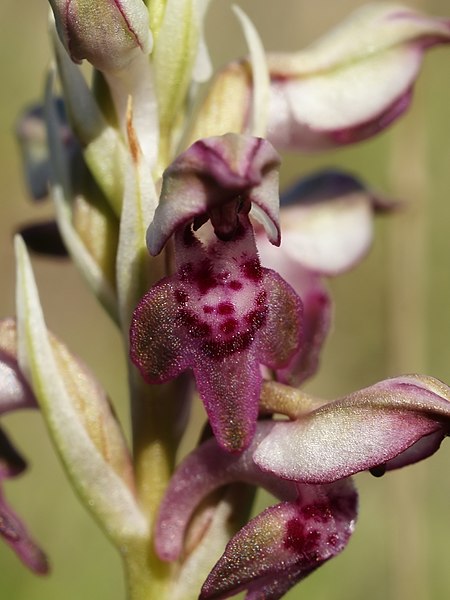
[155,422,298,562]
[200,479,357,600]
[130,278,191,383]
[0,489,49,574]
[50,0,152,72]
[257,240,331,384]
[276,272,331,385]
[258,269,303,369]
[194,351,261,453]
[278,171,375,276]
[147,134,281,255]
[254,375,450,483]
[189,6,450,152]
[265,5,450,150]
[0,319,36,414]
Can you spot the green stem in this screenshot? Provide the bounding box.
[125,373,187,599]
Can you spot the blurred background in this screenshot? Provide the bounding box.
[1,0,450,598]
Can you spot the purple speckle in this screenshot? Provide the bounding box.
[174,289,189,304]
[241,258,262,281]
[246,307,267,330]
[284,517,321,560]
[177,309,211,338]
[220,318,238,335]
[195,260,218,294]
[327,534,339,547]
[217,301,235,315]
[301,503,332,524]
[229,280,243,291]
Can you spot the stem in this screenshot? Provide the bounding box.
[126,373,189,599]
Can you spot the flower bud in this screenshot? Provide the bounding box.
[49,0,152,73]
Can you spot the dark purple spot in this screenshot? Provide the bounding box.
[177,309,211,338]
[241,258,262,282]
[284,517,321,560]
[202,330,253,360]
[229,280,243,291]
[220,318,238,335]
[203,305,214,314]
[301,503,332,524]
[256,290,267,306]
[217,301,235,315]
[246,307,267,331]
[195,260,218,294]
[174,289,189,304]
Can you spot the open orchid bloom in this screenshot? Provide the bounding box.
[156,373,450,598]
[254,376,450,482]
[257,169,395,385]
[188,4,450,150]
[155,421,357,600]
[130,133,303,452]
[0,319,48,574]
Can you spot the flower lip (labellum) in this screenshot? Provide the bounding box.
[130,134,303,452]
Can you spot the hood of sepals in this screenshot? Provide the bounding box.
[130,134,303,453]
[154,421,357,600]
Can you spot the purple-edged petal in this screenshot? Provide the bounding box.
[254,375,450,483]
[200,479,357,600]
[264,5,450,150]
[0,319,36,414]
[147,134,281,255]
[189,5,450,151]
[257,237,331,384]
[0,319,48,573]
[276,171,377,276]
[0,489,49,574]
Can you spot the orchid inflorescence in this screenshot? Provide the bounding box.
[4,2,450,599]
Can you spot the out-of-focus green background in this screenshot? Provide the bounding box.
[1,1,450,598]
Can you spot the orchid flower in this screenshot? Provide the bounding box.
[155,374,450,598]
[129,133,303,452]
[188,4,450,149]
[155,421,357,600]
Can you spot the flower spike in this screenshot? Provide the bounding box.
[130,134,303,452]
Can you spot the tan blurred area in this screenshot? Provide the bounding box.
[1,1,450,598]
